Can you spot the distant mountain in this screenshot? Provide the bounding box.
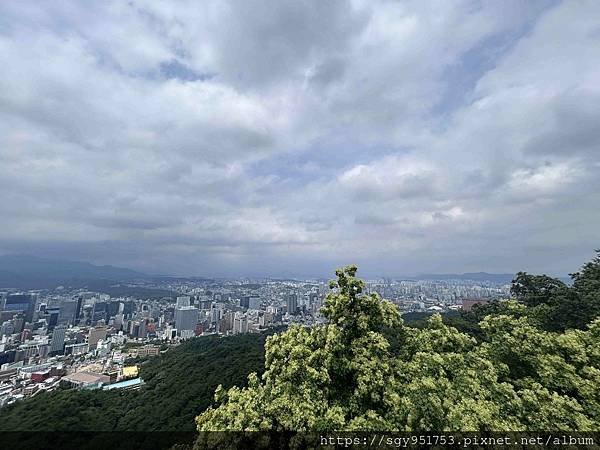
[0,254,146,289]
[413,272,515,284]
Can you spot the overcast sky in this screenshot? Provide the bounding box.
[1,1,599,278]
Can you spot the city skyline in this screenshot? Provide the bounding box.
[1,1,599,278]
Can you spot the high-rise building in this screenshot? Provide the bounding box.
[91,301,107,324]
[88,325,107,350]
[43,307,60,330]
[219,311,234,334]
[106,301,121,318]
[210,303,220,324]
[58,300,79,326]
[74,296,83,323]
[286,293,298,315]
[1,294,36,323]
[50,325,67,354]
[175,307,198,334]
[122,301,135,317]
[138,319,148,338]
[233,312,248,334]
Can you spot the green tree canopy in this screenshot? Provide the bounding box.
[196,263,600,435]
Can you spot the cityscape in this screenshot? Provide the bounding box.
[1,272,510,407]
[1,0,599,447]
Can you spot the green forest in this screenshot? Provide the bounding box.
[0,333,268,431]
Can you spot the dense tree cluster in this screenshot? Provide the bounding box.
[197,252,600,433]
[0,333,268,432]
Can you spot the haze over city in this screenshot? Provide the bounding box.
[1,1,599,277]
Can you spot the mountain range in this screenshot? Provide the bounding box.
[0,254,563,290]
[0,254,146,289]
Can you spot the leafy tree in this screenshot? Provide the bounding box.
[455,252,600,333]
[511,272,567,307]
[196,264,600,437]
[197,265,405,432]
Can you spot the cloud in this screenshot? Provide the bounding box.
[0,0,598,277]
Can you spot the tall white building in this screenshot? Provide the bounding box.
[233,312,248,335]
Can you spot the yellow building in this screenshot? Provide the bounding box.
[122,366,139,380]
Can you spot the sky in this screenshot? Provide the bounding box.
[1,0,599,278]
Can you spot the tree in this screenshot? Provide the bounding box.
[196,265,405,432]
[195,264,600,438]
[463,252,600,332]
[510,272,567,307]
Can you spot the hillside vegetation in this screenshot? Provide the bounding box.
[0,333,267,431]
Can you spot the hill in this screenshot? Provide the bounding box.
[0,332,269,440]
[0,254,147,289]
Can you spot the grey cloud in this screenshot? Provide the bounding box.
[522,90,600,159]
[0,0,599,277]
[204,0,369,89]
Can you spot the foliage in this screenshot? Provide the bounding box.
[0,333,268,432]
[459,250,600,332]
[196,261,600,435]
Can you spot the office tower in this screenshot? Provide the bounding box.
[1,293,36,323]
[50,324,67,354]
[88,325,107,350]
[286,293,298,315]
[58,300,78,326]
[74,296,83,323]
[176,296,191,308]
[122,301,134,317]
[44,307,60,330]
[175,306,199,334]
[240,296,250,309]
[92,301,107,324]
[106,301,121,318]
